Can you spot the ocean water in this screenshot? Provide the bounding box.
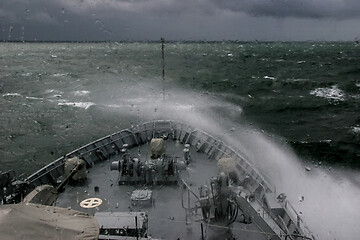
[1,42,360,239]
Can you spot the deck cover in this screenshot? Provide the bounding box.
[64,157,87,181]
[22,185,58,206]
[217,157,239,183]
[150,138,165,158]
[0,203,99,240]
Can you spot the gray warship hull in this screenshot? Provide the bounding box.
[1,120,315,240]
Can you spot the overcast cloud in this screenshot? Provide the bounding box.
[1,0,360,41]
[212,0,360,19]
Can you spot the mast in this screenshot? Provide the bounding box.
[161,37,165,100]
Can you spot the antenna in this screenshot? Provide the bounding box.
[161,37,165,100]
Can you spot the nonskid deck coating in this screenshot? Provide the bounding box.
[56,139,269,239]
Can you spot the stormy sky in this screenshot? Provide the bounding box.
[1,0,360,41]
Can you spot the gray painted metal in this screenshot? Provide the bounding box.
[24,120,314,240]
[26,120,271,192]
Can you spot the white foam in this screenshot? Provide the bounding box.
[352,126,360,134]
[25,96,44,101]
[73,90,90,96]
[2,93,22,97]
[52,73,67,77]
[46,89,63,94]
[173,104,194,111]
[58,101,95,109]
[356,83,360,87]
[291,78,309,82]
[105,104,122,108]
[21,72,33,77]
[264,76,275,80]
[310,85,345,101]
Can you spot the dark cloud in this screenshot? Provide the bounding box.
[0,0,359,41]
[211,0,360,19]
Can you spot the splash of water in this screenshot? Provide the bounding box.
[93,81,360,240]
[39,76,358,240]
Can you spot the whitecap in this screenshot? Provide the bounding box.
[356,83,360,87]
[352,127,360,134]
[297,61,306,64]
[173,104,194,111]
[53,73,67,77]
[105,104,122,108]
[25,96,44,100]
[73,90,90,96]
[3,93,22,97]
[21,73,33,77]
[264,76,275,80]
[58,101,95,109]
[310,85,345,101]
[286,78,309,82]
[45,89,64,95]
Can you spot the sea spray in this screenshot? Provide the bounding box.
[97,82,360,240]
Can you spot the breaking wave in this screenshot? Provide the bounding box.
[52,73,68,77]
[309,85,345,101]
[58,101,95,109]
[2,93,22,97]
[352,126,360,134]
[73,90,90,96]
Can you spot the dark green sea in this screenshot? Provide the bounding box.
[1,42,360,239]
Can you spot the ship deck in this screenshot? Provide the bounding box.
[56,140,270,240]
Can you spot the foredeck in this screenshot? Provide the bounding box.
[20,120,314,240]
[56,140,269,240]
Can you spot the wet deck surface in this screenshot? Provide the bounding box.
[57,140,268,239]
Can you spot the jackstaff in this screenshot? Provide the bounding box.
[161,37,165,100]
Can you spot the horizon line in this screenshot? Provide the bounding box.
[0,39,356,44]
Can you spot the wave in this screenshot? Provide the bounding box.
[73,90,90,96]
[58,101,95,109]
[309,85,345,101]
[352,126,360,134]
[45,89,63,98]
[289,140,359,168]
[25,96,44,101]
[263,75,276,80]
[45,89,63,94]
[2,93,22,97]
[20,73,33,77]
[52,73,67,77]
